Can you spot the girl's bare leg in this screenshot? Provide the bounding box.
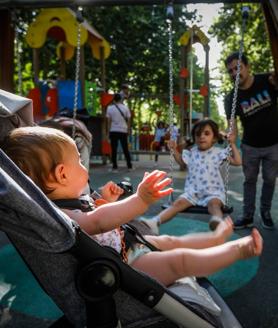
[158,198,193,224]
[145,217,234,250]
[132,228,263,286]
[207,198,224,230]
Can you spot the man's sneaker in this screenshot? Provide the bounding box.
[261,211,274,230]
[234,217,254,230]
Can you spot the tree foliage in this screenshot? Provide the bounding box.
[209,3,273,95]
[15,5,220,129]
[85,5,206,126]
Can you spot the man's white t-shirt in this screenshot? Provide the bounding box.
[106,103,131,133]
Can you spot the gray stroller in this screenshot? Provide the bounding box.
[0,148,242,328]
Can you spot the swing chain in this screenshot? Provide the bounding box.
[224,6,249,206]
[73,7,83,139]
[189,28,194,137]
[12,10,23,96]
[166,1,175,204]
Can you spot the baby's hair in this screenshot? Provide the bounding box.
[191,119,220,143]
[1,126,74,194]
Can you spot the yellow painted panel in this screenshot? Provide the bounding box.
[90,39,111,60]
[179,26,209,47]
[25,8,88,48]
[56,42,75,60]
[179,31,190,46]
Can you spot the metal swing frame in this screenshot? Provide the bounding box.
[163,5,249,216]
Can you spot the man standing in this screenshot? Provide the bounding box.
[106,93,133,172]
[119,83,130,103]
[225,52,278,229]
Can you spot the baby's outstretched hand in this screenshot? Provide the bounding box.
[100,181,124,202]
[137,170,173,205]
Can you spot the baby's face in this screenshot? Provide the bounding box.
[62,141,89,197]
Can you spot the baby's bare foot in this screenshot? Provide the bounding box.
[238,228,263,259]
[215,216,234,244]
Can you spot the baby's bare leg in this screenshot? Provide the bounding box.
[145,217,234,250]
[132,228,263,286]
[158,198,193,224]
[237,229,263,259]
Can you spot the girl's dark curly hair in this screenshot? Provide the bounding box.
[191,119,220,143]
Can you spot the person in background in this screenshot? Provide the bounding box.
[167,122,180,142]
[153,121,166,166]
[225,52,278,230]
[106,93,133,172]
[119,84,130,103]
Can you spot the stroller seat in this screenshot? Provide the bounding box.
[0,149,242,328]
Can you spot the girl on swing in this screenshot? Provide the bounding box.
[152,118,242,230]
[2,126,262,288]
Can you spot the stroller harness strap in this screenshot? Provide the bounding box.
[52,196,161,262]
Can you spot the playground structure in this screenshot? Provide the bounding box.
[0,2,277,93]
[24,8,111,120]
[178,25,210,138]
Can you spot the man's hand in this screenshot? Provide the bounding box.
[100,181,124,202]
[136,170,173,206]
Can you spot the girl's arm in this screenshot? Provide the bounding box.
[227,127,242,166]
[168,140,186,169]
[229,142,242,166]
[63,170,173,235]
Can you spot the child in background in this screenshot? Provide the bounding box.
[2,126,262,287]
[153,121,166,165]
[152,118,242,230]
[167,122,180,143]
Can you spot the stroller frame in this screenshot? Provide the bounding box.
[0,149,242,328]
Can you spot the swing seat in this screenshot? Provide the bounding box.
[0,149,241,328]
[162,203,233,215]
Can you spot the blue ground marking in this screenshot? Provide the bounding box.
[159,216,259,297]
[0,244,62,319]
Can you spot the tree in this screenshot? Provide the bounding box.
[209,3,273,95]
[15,5,221,131]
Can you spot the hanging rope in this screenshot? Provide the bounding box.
[72,7,83,139]
[12,10,23,96]
[224,6,249,206]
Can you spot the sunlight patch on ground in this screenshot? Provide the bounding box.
[227,190,243,202]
